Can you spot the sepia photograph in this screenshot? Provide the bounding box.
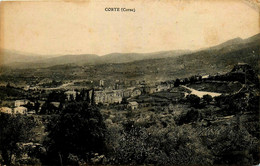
[0,0,259,165]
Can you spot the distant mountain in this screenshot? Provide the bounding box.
[38,54,100,66]
[199,33,260,53]
[0,50,45,64]
[100,50,191,64]
[2,49,192,68]
[208,37,244,50]
[2,33,260,68]
[35,49,192,65]
[87,34,259,81]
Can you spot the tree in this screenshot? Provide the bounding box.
[203,94,213,104]
[174,79,180,87]
[0,113,35,165]
[184,78,189,84]
[69,94,75,101]
[44,101,107,165]
[75,91,82,102]
[24,102,34,112]
[39,102,57,114]
[187,94,200,107]
[6,82,11,88]
[47,91,66,103]
[174,109,199,125]
[198,75,202,81]
[91,89,95,105]
[106,122,213,165]
[121,97,128,104]
[190,76,195,83]
[206,125,259,165]
[34,101,40,114]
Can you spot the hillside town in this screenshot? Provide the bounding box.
[0,63,258,115]
[0,59,259,165]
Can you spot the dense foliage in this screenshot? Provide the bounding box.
[0,113,35,164]
[106,121,214,165]
[43,101,107,165]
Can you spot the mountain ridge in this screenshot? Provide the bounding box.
[2,33,259,68]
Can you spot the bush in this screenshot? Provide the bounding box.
[0,113,36,165]
[203,94,213,104]
[187,94,200,108]
[43,101,107,165]
[204,125,259,165]
[174,79,180,87]
[174,109,199,125]
[106,121,213,165]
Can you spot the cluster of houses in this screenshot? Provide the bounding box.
[0,100,30,115]
[94,81,174,105]
[92,63,256,109]
[0,99,62,115]
[61,81,174,110]
[0,63,254,115]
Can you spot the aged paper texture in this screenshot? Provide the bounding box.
[0,0,259,165]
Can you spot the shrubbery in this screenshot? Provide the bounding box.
[1,86,259,165]
[43,101,107,165]
[186,94,200,107]
[0,113,36,165]
[106,121,214,165]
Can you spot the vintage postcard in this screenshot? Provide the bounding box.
[0,0,259,165]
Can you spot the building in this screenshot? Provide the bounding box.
[231,63,252,73]
[95,91,107,104]
[0,107,13,114]
[14,106,27,114]
[224,63,258,84]
[65,90,77,100]
[15,99,29,107]
[50,102,60,108]
[202,75,209,79]
[147,86,157,94]
[131,88,142,97]
[27,110,36,114]
[95,90,123,104]
[128,101,138,110]
[100,80,105,87]
[23,85,39,91]
[24,85,30,91]
[114,83,125,90]
[156,83,170,92]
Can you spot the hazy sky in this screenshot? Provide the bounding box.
[0,0,259,56]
